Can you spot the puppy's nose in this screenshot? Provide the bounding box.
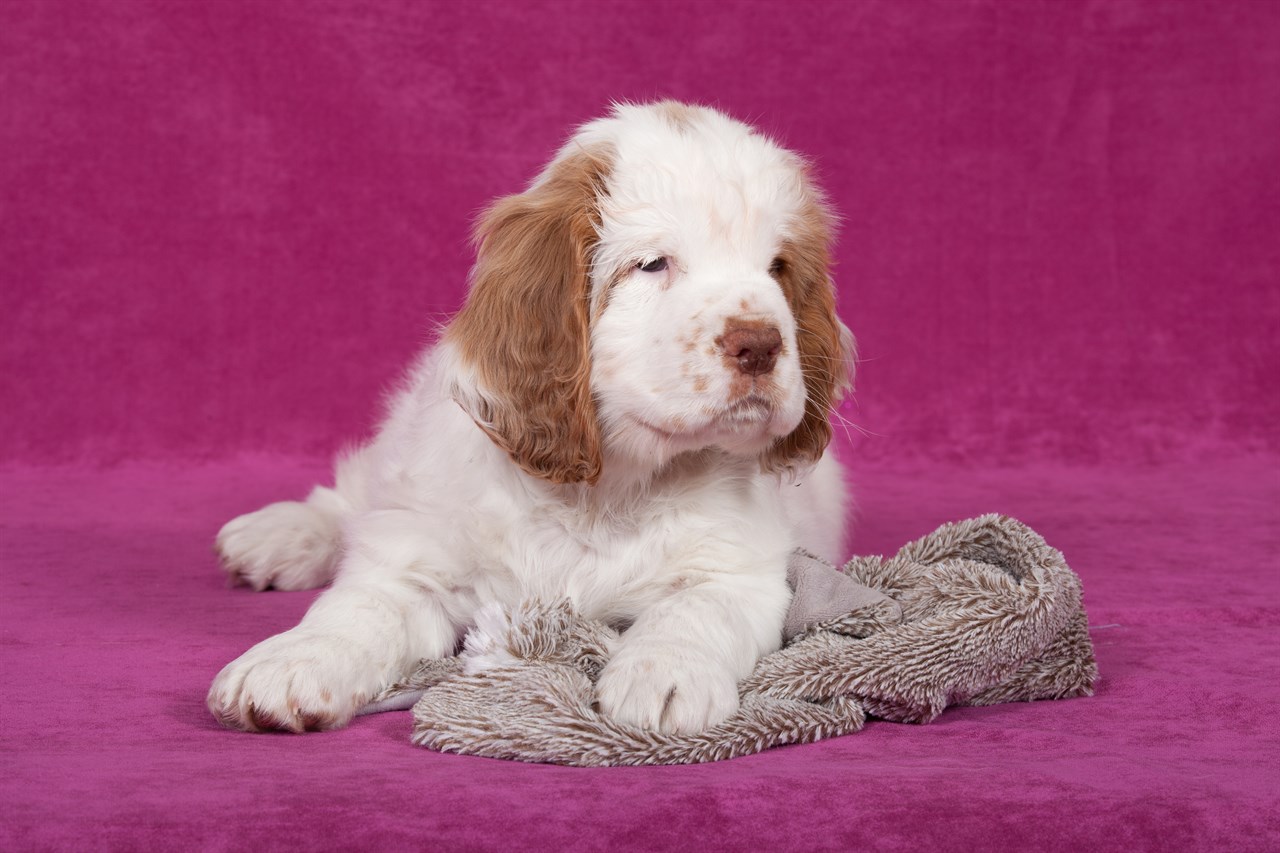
[719,322,783,376]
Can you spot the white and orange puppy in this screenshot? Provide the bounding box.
[209,101,854,734]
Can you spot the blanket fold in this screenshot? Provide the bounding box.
[374,514,1097,765]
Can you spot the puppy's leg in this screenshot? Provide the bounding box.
[215,485,347,591]
[780,450,850,565]
[595,546,791,734]
[208,510,458,732]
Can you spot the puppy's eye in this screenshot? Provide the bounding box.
[637,257,669,274]
[768,257,786,278]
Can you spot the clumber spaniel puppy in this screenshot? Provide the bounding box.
[209,101,854,734]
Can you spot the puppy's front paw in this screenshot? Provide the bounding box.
[595,642,739,734]
[207,630,374,732]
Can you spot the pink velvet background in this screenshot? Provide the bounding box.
[2,0,1277,849]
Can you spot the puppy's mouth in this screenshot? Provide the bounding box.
[631,395,776,442]
[719,394,773,426]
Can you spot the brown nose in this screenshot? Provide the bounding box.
[718,322,783,376]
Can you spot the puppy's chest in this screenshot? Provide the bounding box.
[478,497,695,619]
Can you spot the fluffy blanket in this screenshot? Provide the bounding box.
[369,514,1097,765]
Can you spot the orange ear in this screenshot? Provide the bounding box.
[763,190,855,475]
[446,148,613,485]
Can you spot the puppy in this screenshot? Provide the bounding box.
[209,101,853,734]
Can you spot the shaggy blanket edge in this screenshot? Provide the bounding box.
[371,513,1097,766]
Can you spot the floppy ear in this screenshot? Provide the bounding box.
[445,148,613,486]
[762,190,855,475]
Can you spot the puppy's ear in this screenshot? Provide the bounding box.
[446,148,613,485]
[763,189,855,475]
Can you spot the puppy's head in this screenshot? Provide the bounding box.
[447,101,853,485]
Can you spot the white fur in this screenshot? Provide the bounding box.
[209,102,850,734]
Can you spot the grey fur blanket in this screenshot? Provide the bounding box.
[369,514,1097,766]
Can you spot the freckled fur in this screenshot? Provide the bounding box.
[208,102,855,736]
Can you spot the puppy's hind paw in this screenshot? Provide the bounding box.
[215,499,340,591]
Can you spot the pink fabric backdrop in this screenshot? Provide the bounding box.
[4,0,1276,465]
[2,1,1277,850]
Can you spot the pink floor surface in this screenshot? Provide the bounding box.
[3,456,1277,850]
